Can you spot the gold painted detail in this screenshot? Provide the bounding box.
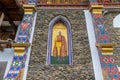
[14,46,25,56]
[12,43,30,56]
[12,43,31,47]
[23,5,37,14]
[89,5,104,14]
[96,43,115,55]
[16,69,25,80]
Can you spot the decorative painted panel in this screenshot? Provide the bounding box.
[4,14,34,80]
[38,0,88,5]
[4,0,36,80]
[93,14,111,43]
[16,14,34,43]
[99,0,120,3]
[92,10,120,80]
[46,16,72,65]
[51,22,69,64]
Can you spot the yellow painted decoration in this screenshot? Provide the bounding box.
[23,4,36,14]
[16,69,25,80]
[24,9,34,14]
[89,5,104,14]
[12,43,31,47]
[14,47,25,56]
[96,43,115,55]
[12,43,30,56]
[102,69,111,80]
[47,0,52,4]
[14,47,25,51]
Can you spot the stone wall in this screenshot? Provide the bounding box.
[104,12,120,66]
[27,9,94,80]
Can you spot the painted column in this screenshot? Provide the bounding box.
[90,5,120,80]
[4,0,37,80]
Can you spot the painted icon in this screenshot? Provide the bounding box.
[47,16,72,65]
[51,22,69,64]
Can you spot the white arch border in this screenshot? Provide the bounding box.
[113,14,120,28]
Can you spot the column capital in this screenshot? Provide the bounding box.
[12,43,31,47]
[23,4,37,14]
[12,43,31,56]
[89,5,104,14]
[96,43,115,55]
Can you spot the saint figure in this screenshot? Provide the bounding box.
[53,31,67,61]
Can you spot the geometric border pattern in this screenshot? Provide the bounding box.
[92,13,120,80]
[4,0,37,80]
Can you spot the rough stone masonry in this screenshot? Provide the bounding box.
[27,9,94,80]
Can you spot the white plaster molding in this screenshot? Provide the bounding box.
[84,10,104,80]
[113,14,120,28]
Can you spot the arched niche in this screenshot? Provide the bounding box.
[46,15,72,65]
[113,14,120,28]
